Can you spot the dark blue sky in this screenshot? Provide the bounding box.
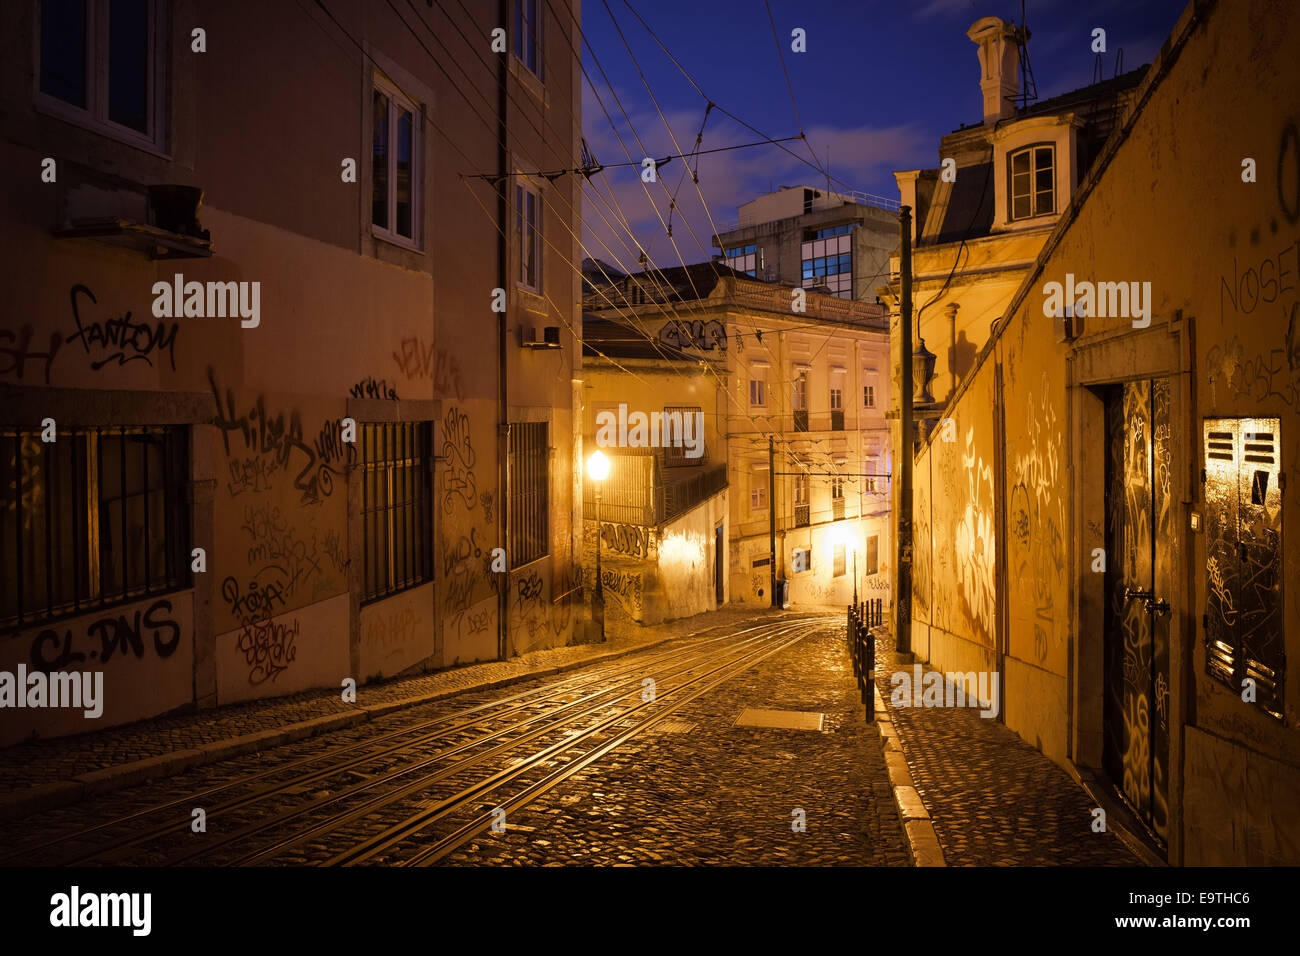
[578,0,1188,269]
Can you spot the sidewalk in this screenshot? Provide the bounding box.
[872,629,1143,866]
[0,604,798,822]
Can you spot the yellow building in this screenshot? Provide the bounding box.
[888,1,1300,864]
[585,263,891,618]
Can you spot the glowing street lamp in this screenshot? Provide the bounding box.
[587,450,609,642]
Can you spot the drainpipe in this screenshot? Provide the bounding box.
[896,206,913,654]
[496,0,509,660]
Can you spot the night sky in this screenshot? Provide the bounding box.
[579,0,1190,269]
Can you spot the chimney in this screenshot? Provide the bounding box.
[967,16,1021,125]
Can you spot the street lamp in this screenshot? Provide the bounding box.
[587,450,609,642]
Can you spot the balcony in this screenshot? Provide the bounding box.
[793,409,809,432]
[831,409,844,431]
[833,498,845,521]
[794,504,810,528]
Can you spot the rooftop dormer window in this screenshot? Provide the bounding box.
[1009,144,1055,221]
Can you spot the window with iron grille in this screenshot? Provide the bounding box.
[362,422,432,604]
[793,369,809,432]
[1,425,189,630]
[793,474,810,528]
[834,543,845,577]
[662,406,703,467]
[865,534,879,575]
[508,421,549,568]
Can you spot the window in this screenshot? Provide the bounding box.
[749,378,766,407]
[831,477,844,500]
[750,477,767,511]
[863,384,876,409]
[801,226,852,298]
[662,406,703,467]
[1009,144,1055,221]
[833,543,846,578]
[864,534,879,575]
[1,425,189,630]
[514,0,542,79]
[1203,418,1284,718]
[361,422,432,604]
[372,75,421,245]
[830,385,844,430]
[793,474,810,528]
[37,0,165,149]
[508,421,549,567]
[792,545,812,572]
[516,183,542,291]
[725,243,759,277]
[865,457,879,494]
[793,369,809,432]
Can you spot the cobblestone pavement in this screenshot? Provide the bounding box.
[0,605,788,795]
[441,625,908,867]
[873,631,1140,866]
[0,615,907,867]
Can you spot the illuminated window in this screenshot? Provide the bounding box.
[1009,144,1055,221]
[749,378,766,406]
[833,543,846,577]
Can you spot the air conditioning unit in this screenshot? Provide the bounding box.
[521,324,562,349]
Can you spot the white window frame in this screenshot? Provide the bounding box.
[1009,143,1055,222]
[371,72,423,250]
[34,0,168,154]
[749,377,766,407]
[750,480,767,512]
[863,383,876,409]
[516,180,543,293]
[514,0,543,81]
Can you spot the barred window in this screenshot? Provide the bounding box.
[362,422,432,604]
[508,421,548,568]
[662,406,703,467]
[834,543,846,578]
[1,425,189,630]
[865,534,879,575]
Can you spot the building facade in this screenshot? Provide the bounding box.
[585,263,891,615]
[714,185,899,303]
[888,0,1300,864]
[0,0,583,745]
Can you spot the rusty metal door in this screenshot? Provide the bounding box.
[1103,379,1171,842]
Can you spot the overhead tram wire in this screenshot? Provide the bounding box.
[619,0,891,206]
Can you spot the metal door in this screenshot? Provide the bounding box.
[1103,379,1171,842]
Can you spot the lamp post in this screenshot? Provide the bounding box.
[587,450,609,642]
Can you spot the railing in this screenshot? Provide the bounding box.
[793,409,809,432]
[847,600,883,722]
[657,463,728,525]
[831,409,844,431]
[794,504,810,528]
[833,498,845,521]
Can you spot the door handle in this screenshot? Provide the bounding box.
[1124,586,1170,617]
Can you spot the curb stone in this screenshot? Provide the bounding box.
[0,621,741,824]
[873,684,947,868]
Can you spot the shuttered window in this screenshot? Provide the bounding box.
[1203,418,1284,718]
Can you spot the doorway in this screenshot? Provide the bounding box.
[1102,378,1171,843]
